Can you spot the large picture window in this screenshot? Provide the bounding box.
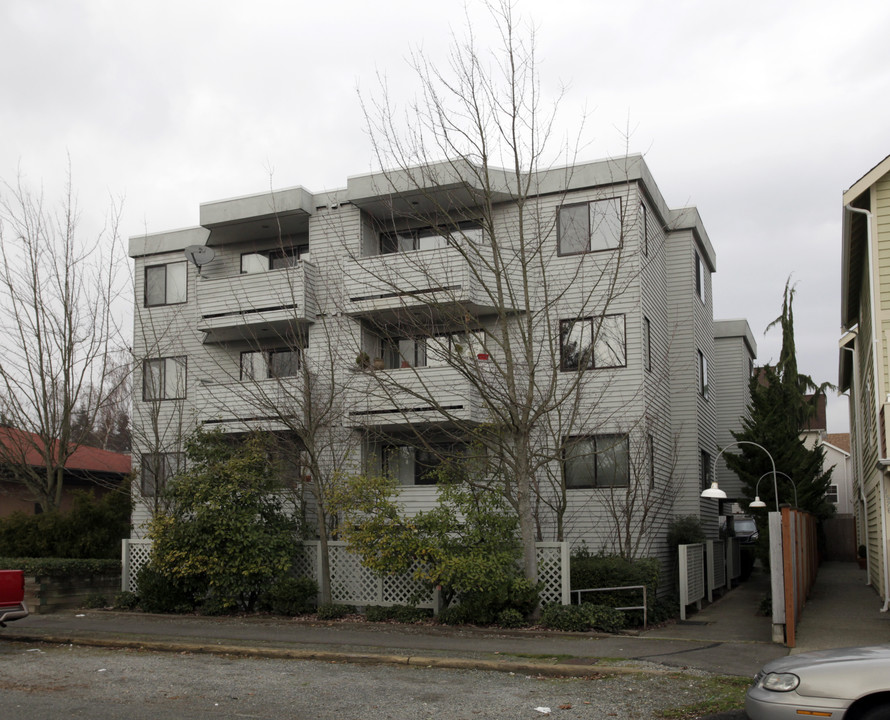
[382,443,466,485]
[142,357,187,401]
[144,262,187,307]
[558,198,622,255]
[381,331,486,370]
[560,315,626,371]
[564,434,629,488]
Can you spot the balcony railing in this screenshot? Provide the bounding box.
[343,246,508,318]
[195,377,302,433]
[195,262,317,343]
[345,365,487,429]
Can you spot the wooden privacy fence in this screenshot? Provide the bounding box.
[768,507,817,646]
[122,539,571,611]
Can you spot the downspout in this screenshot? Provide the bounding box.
[846,204,890,611]
[842,338,871,585]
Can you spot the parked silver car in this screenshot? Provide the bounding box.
[746,645,890,719]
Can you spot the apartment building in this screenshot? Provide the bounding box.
[129,154,752,564]
[839,153,890,610]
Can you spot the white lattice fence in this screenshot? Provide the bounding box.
[678,543,705,620]
[121,539,153,592]
[124,538,569,611]
[536,542,570,606]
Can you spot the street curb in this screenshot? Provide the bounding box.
[1,631,680,678]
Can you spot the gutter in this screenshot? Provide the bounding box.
[846,204,890,612]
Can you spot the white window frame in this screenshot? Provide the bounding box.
[143,356,187,401]
[564,434,630,489]
[558,198,623,255]
[144,262,187,307]
[140,452,184,497]
[560,315,627,371]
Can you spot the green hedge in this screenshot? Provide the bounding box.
[570,551,659,625]
[0,489,131,559]
[0,557,121,577]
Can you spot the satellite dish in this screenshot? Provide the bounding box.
[184,245,215,271]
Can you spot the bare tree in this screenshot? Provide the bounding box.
[0,164,126,512]
[352,1,648,584]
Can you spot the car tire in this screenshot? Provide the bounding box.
[857,704,890,720]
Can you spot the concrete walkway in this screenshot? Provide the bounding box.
[2,562,887,681]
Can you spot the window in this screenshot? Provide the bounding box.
[558,198,622,255]
[700,450,713,491]
[144,262,187,307]
[383,443,465,485]
[140,452,184,497]
[698,350,709,398]
[695,251,705,301]
[644,317,652,372]
[240,349,301,380]
[564,435,629,488]
[639,202,648,257]
[143,357,187,401]
[241,245,309,274]
[379,221,483,255]
[380,331,486,370]
[560,315,626,370]
[826,484,839,504]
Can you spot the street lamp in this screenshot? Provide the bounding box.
[702,440,778,509]
[750,470,797,511]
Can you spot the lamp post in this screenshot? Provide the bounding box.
[750,471,797,511]
[701,440,778,510]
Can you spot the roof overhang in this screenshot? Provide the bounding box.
[200,187,315,246]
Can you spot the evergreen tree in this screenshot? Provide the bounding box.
[724,280,835,520]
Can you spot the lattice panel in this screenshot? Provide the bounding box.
[382,559,433,606]
[292,544,317,580]
[123,540,153,593]
[329,544,378,604]
[536,544,565,606]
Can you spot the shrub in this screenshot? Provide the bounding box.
[0,488,131,559]
[541,603,626,632]
[262,576,318,616]
[496,608,526,628]
[82,593,107,609]
[0,557,120,576]
[365,604,431,623]
[316,603,355,620]
[147,429,301,612]
[113,591,139,610]
[570,550,658,627]
[437,604,471,626]
[135,563,200,614]
[667,515,707,547]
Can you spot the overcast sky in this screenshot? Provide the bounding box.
[3,0,889,433]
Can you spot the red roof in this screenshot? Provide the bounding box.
[0,427,131,475]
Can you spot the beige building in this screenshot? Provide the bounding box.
[129,155,754,565]
[839,153,890,610]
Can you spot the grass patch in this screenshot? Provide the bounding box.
[499,653,575,663]
[657,675,749,719]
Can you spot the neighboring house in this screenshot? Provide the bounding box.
[712,319,757,502]
[0,426,132,517]
[129,154,753,567]
[839,152,890,609]
[799,431,853,516]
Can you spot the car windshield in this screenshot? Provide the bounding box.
[735,518,756,533]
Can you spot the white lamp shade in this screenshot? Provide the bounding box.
[701,481,727,500]
[749,496,767,509]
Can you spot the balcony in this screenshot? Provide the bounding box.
[195,377,301,434]
[343,246,511,322]
[345,365,487,431]
[196,262,317,344]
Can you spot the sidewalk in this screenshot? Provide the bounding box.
[1,562,886,680]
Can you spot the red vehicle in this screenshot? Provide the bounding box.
[0,570,29,627]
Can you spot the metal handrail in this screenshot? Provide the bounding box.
[571,584,648,629]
